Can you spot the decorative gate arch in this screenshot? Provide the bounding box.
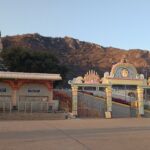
[69,58,150,118]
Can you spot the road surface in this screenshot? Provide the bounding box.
[0,118,150,150]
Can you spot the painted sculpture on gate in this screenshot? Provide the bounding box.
[101,57,147,94]
[103,58,144,80]
[84,70,100,84]
[68,70,101,84]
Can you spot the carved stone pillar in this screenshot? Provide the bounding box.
[71,85,78,116]
[105,86,112,112]
[137,87,144,115]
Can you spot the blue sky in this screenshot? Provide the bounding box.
[1,0,150,50]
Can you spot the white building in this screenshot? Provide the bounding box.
[0,71,62,111]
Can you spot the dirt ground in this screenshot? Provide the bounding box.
[0,118,150,150]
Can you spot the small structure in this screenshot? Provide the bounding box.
[0,71,62,111]
[69,58,149,118]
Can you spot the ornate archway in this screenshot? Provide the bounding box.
[69,58,149,118]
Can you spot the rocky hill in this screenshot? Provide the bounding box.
[2,33,150,79]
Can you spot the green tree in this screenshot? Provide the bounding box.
[1,47,68,80]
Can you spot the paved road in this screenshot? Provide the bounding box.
[0,118,150,150]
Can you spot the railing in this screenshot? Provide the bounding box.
[17,101,52,113]
[0,101,54,113]
[0,101,12,113]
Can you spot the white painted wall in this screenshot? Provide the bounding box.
[0,83,12,102]
[18,83,52,102]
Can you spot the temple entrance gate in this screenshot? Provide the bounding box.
[69,58,150,118]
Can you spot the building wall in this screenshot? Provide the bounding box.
[0,83,12,102]
[18,83,52,101]
[0,81,53,106]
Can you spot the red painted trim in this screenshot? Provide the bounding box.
[44,81,53,91]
